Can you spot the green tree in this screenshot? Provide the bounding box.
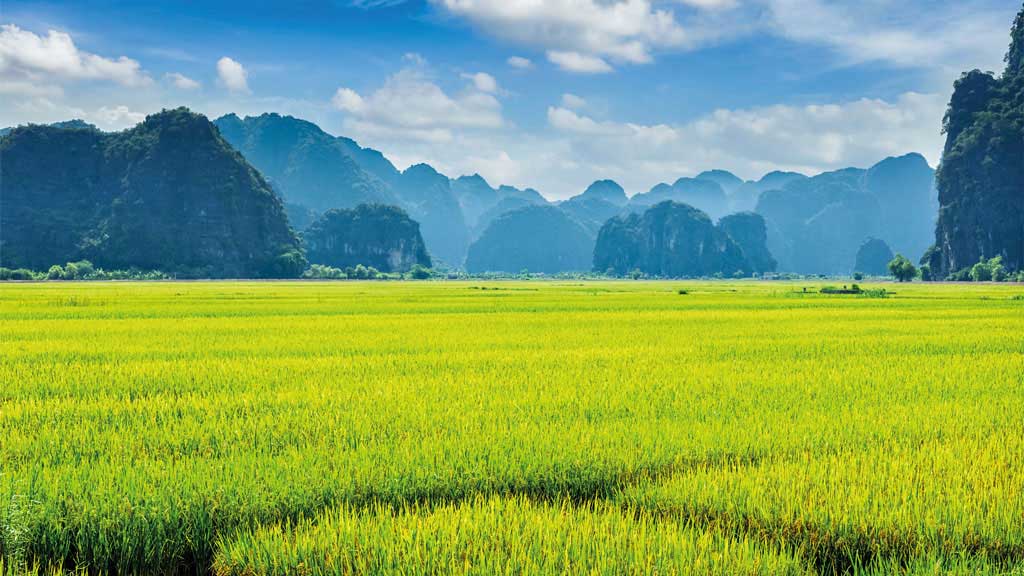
[47,265,65,280]
[970,259,993,282]
[63,261,81,280]
[888,254,917,282]
[408,265,432,280]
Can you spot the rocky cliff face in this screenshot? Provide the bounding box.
[393,164,469,267]
[0,108,304,277]
[303,204,431,272]
[214,113,395,213]
[718,212,777,274]
[756,155,935,275]
[854,238,894,277]
[931,5,1024,277]
[593,201,750,277]
[465,205,593,274]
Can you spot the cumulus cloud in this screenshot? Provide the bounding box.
[331,87,365,113]
[560,93,587,110]
[433,0,688,72]
[461,71,498,93]
[677,0,737,9]
[507,56,533,69]
[547,51,613,74]
[0,24,151,91]
[164,72,200,90]
[91,105,146,129]
[543,91,947,196]
[761,0,1015,76]
[331,67,503,144]
[216,57,250,94]
[433,0,1015,78]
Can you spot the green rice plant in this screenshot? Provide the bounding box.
[213,495,810,575]
[1,281,1023,573]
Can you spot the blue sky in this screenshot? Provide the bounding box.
[1,0,1019,198]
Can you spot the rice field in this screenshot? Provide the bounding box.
[1,280,1023,575]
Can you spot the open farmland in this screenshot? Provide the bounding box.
[2,281,1024,575]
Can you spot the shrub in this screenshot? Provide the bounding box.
[888,254,917,282]
[969,257,1001,282]
[47,265,65,280]
[408,265,432,280]
[303,264,346,280]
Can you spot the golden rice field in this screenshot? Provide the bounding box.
[2,280,1024,575]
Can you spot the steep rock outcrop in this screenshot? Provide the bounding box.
[466,205,593,274]
[718,212,777,274]
[854,238,894,276]
[0,108,304,277]
[394,164,469,267]
[931,5,1024,276]
[214,113,395,213]
[304,204,431,272]
[756,157,935,275]
[594,201,749,277]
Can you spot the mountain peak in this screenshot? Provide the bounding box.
[696,169,743,193]
[455,173,492,188]
[404,163,443,178]
[578,179,627,205]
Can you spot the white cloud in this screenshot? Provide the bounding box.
[0,24,151,90]
[332,67,503,144]
[461,71,498,93]
[464,150,521,184]
[547,51,613,73]
[677,0,737,9]
[544,91,947,197]
[434,1,1016,80]
[0,79,63,97]
[507,56,533,69]
[433,0,688,71]
[560,93,587,110]
[216,57,250,94]
[762,0,1014,76]
[164,72,200,90]
[331,87,365,113]
[90,105,146,129]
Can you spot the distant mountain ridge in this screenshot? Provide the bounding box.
[2,108,944,278]
[756,154,935,275]
[214,113,549,267]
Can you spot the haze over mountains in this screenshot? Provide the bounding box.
[0,109,941,277]
[2,0,1022,287]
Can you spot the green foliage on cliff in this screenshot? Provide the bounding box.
[466,205,593,274]
[933,4,1024,277]
[0,108,305,278]
[593,201,752,278]
[303,204,431,273]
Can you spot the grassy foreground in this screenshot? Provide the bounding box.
[1,280,1023,575]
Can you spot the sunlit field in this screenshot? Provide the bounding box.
[2,281,1024,575]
